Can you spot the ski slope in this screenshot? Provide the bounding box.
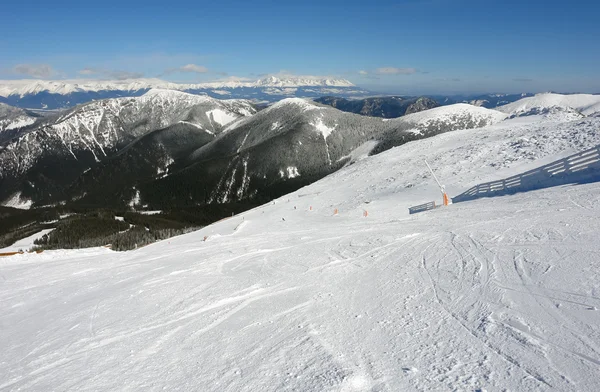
[1,115,600,391]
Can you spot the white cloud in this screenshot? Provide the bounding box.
[257,70,344,81]
[215,75,254,82]
[110,70,144,80]
[359,70,369,75]
[12,64,55,78]
[179,64,209,73]
[78,68,97,75]
[376,67,418,75]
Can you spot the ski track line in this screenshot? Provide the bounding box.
[421,235,554,388]
[1,286,300,390]
[239,301,313,333]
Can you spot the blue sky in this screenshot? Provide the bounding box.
[1,0,599,94]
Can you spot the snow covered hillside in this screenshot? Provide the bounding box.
[1,113,600,390]
[387,103,507,135]
[498,93,600,118]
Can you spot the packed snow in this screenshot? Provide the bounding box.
[1,112,600,391]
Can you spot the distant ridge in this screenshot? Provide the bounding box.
[0,76,367,110]
[0,76,355,98]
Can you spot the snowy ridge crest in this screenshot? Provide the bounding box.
[498,93,600,117]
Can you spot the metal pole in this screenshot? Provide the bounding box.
[424,160,444,193]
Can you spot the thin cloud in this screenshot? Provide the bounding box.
[513,78,533,82]
[78,68,97,75]
[13,64,56,78]
[111,71,144,80]
[162,64,210,76]
[376,67,418,75]
[213,75,254,83]
[433,77,462,82]
[358,70,369,75]
[77,68,143,80]
[179,64,209,73]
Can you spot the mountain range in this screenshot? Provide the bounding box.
[0,77,561,112]
[3,90,599,212]
[0,90,509,210]
[0,77,370,110]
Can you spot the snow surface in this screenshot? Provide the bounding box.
[498,93,600,117]
[1,191,33,209]
[0,229,53,253]
[1,114,600,390]
[207,109,238,126]
[396,103,508,126]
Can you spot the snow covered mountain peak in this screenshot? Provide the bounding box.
[254,75,354,88]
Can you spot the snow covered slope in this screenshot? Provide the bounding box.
[498,93,600,117]
[2,114,600,390]
[387,103,507,135]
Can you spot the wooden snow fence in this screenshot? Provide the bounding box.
[453,144,600,203]
[408,201,436,215]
